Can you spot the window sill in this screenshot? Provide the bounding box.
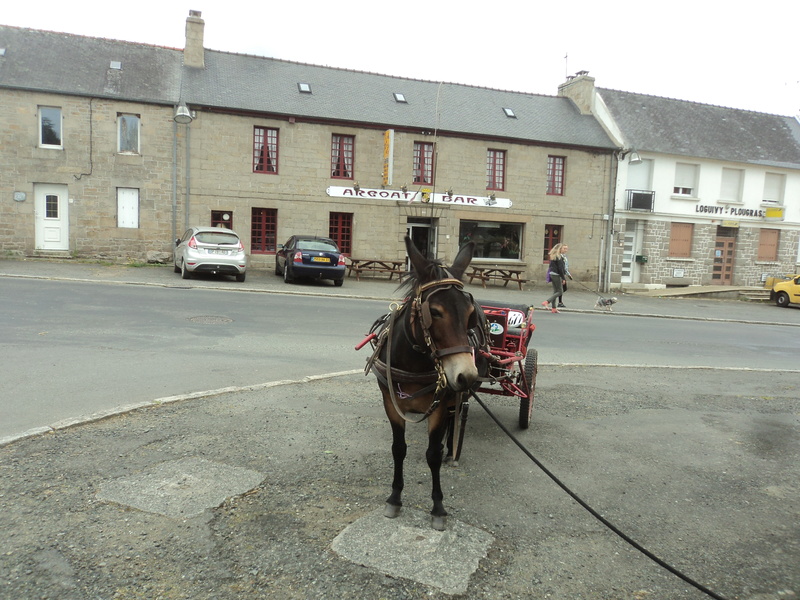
[716,199,743,205]
[666,257,695,262]
[670,195,699,201]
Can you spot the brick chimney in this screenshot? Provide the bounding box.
[184,10,205,69]
[558,71,595,115]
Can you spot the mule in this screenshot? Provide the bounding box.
[365,236,480,530]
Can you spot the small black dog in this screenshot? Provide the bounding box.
[595,296,618,311]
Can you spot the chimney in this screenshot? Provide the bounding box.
[558,71,595,115]
[184,10,205,69]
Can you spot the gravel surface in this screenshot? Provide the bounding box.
[1,367,798,599]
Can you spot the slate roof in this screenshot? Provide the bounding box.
[0,26,182,104]
[599,88,800,170]
[0,24,615,151]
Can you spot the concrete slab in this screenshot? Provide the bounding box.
[96,457,264,518]
[331,508,494,595]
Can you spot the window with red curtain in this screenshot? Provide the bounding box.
[253,127,278,174]
[546,155,566,195]
[486,149,506,191]
[543,224,562,262]
[329,212,353,255]
[331,134,354,179]
[413,142,434,184]
[251,207,277,254]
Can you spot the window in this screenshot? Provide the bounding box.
[211,210,233,229]
[720,168,743,202]
[39,106,62,147]
[486,149,506,191]
[413,142,434,185]
[673,163,698,196]
[329,212,353,255]
[45,194,59,219]
[757,228,780,261]
[117,188,139,228]
[763,173,785,204]
[460,220,522,260]
[253,127,279,174]
[543,224,562,262]
[251,207,277,254]
[331,134,354,179]
[546,156,565,195]
[669,222,694,257]
[117,114,140,154]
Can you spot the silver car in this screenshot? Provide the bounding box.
[174,227,247,282]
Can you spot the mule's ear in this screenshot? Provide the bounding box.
[405,235,430,279]
[449,242,475,279]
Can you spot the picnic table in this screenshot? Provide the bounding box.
[467,266,528,290]
[347,259,405,281]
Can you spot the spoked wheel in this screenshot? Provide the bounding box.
[518,348,538,429]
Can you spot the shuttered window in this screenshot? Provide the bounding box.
[720,168,743,202]
[669,222,693,257]
[757,228,779,261]
[763,173,785,204]
[117,188,139,228]
[673,163,698,196]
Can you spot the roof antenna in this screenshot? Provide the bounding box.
[564,52,569,78]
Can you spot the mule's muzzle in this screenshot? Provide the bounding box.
[442,353,479,392]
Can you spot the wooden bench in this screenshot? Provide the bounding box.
[347,259,405,281]
[467,266,528,291]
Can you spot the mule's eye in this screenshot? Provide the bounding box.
[430,307,443,319]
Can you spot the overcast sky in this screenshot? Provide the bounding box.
[3,0,798,117]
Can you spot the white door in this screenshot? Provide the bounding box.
[35,184,69,250]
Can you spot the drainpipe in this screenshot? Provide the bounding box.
[172,120,177,242]
[604,151,620,293]
[184,125,191,231]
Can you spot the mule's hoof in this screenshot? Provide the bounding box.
[431,515,447,531]
[384,503,401,519]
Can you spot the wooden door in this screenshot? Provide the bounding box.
[712,237,735,285]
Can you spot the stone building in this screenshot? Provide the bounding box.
[0,13,618,285]
[559,73,800,288]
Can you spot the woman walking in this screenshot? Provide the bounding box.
[542,243,571,313]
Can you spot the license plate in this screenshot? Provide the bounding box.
[209,249,229,255]
[312,256,330,263]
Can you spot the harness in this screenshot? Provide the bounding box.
[365,276,482,424]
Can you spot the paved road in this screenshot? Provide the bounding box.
[1,259,798,599]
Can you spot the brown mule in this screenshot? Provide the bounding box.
[365,236,479,530]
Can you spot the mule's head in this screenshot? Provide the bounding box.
[405,236,478,392]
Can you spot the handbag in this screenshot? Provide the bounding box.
[545,270,551,283]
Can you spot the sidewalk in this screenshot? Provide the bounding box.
[2,256,798,326]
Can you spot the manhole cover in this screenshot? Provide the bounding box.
[188,315,233,324]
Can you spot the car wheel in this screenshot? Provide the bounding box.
[334,278,343,287]
[236,272,246,282]
[776,291,790,308]
[283,265,293,283]
[181,260,191,280]
[173,261,180,274]
[274,260,281,276]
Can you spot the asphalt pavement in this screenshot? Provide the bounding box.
[1,257,798,599]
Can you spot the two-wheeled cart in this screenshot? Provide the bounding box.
[475,303,538,429]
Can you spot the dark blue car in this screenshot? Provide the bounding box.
[275,235,346,286]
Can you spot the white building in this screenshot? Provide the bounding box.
[560,72,800,289]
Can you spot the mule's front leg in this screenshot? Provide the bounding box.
[385,420,406,518]
[427,424,448,530]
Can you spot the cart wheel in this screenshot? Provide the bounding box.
[519,348,538,429]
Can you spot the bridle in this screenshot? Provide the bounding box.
[367,275,478,424]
